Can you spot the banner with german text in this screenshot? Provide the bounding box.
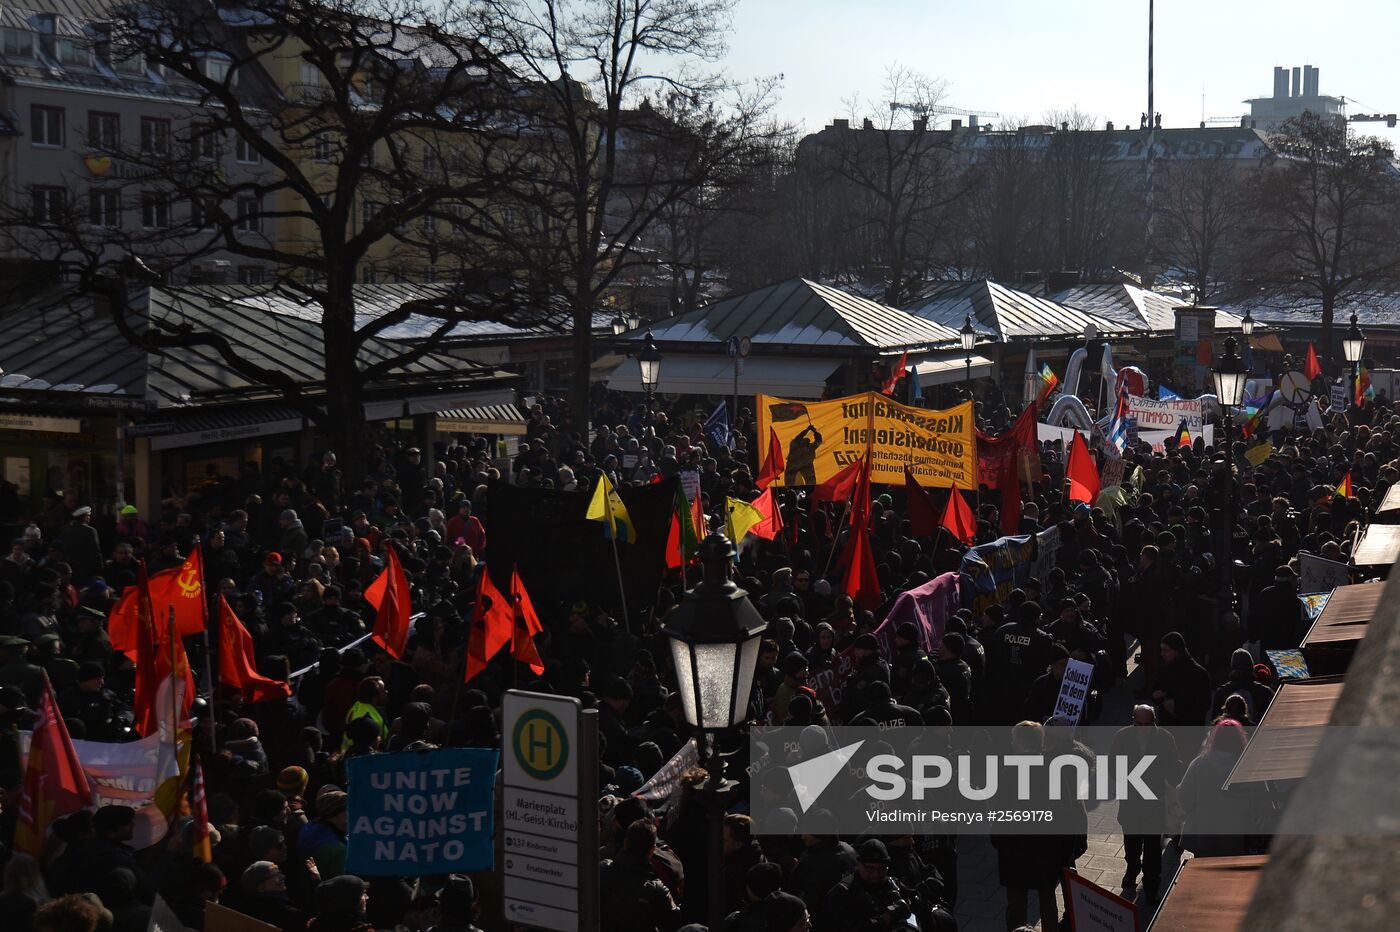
[756,394,976,489]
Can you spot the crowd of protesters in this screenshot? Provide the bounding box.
[0,375,1390,932]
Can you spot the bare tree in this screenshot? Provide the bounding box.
[0,0,552,477]
[1248,113,1400,369]
[801,66,964,304]
[962,119,1045,281]
[471,0,778,428]
[1040,108,1139,279]
[1153,151,1246,302]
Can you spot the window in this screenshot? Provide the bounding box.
[31,105,64,147]
[202,56,231,83]
[236,197,261,233]
[140,117,170,155]
[190,197,214,230]
[312,134,333,162]
[3,29,35,58]
[141,192,170,229]
[420,213,435,234]
[32,186,65,224]
[56,38,90,67]
[191,124,219,160]
[113,47,144,75]
[235,135,261,164]
[361,200,380,227]
[424,266,437,283]
[238,266,265,285]
[87,111,119,150]
[422,147,438,173]
[89,188,121,227]
[448,151,467,172]
[362,265,378,284]
[299,62,322,88]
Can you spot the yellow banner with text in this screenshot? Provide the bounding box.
[756,393,976,489]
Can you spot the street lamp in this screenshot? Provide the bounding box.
[1342,312,1366,408]
[960,314,977,399]
[662,532,768,928]
[625,310,643,331]
[1213,334,1248,613]
[1240,309,1255,374]
[611,315,627,336]
[637,331,662,403]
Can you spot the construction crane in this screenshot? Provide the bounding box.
[889,100,1001,128]
[1349,113,1398,128]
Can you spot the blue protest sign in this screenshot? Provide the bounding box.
[344,747,498,876]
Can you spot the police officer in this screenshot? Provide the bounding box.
[59,662,129,741]
[821,839,913,932]
[35,632,80,693]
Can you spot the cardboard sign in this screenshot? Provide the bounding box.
[345,748,497,875]
[1053,659,1097,725]
[1063,870,1139,932]
[1127,395,1203,432]
[1330,383,1349,411]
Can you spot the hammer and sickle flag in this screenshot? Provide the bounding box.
[110,548,209,660]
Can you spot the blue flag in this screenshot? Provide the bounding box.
[704,401,734,450]
[1157,385,1180,401]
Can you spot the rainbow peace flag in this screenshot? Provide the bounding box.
[1037,363,1059,405]
[1336,472,1353,498]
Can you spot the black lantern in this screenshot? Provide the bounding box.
[1342,312,1366,365]
[1213,335,1248,407]
[611,315,627,336]
[1240,308,1255,338]
[637,331,662,398]
[626,310,643,331]
[959,314,977,354]
[661,534,768,730]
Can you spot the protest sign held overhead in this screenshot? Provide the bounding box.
[344,748,497,876]
[757,393,976,489]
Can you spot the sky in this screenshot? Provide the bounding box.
[721,0,1400,146]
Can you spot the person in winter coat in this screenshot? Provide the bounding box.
[786,809,857,912]
[599,821,681,932]
[1178,719,1251,857]
[1250,565,1304,651]
[1209,649,1276,723]
[722,862,784,932]
[298,791,348,880]
[1152,631,1213,726]
[239,862,307,932]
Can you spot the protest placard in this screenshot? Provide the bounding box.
[1063,870,1139,932]
[1053,659,1096,724]
[1127,394,1203,431]
[1298,553,1350,595]
[344,747,497,875]
[635,739,698,804]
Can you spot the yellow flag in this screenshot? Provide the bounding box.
[586,473,636,543]
[725,497,765,544]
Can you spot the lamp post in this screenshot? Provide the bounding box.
[1342,312,1366,411]
[626,309,643,331]
[611,315,627,336]
[1212,335,1248,614]
[960,314,977,401]
[638,331,662,405]
[661,533,768,929]
[1240,309,1254,374]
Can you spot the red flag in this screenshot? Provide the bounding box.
[940,483,977,545]
[365,546,412,659]
[977,404,1038,536]
[1066,431,1101,504]
[110,548,208,660]
[881,351,908,395]
[903,466,938,537]
[756,427,785,489]
[190,759,212,863]
[510,568,545,674]
[1305,343,1322,380]
[13,681,91,856]
[133,561,196,737]
[466,569,514,682]
[748,487,783,541]
[665,511,684,570]
[217,596,292,703]
[842,526,881,611]
[810,456,864,503]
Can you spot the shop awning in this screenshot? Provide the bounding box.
[130,406,306,451]
[1351,524,1400,566]
[1301,583,1384,647]
[1224,676,1346,786]
[1149,855,1268,932]
[1249,333,1285,352]
[911,353,994,387]
[435,404,529,435]
[1378,483,1400,514]
[604,355,840,398]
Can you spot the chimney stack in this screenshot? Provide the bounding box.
[1273,66,1289,99]
[912,118,927,132]
[832,118,848,130]
[950,119,961,131]
[1304,65,1319,97]
[969,114,979,129]
[1292,66,1302,97]
[862,117,873,130]
[1106,120,1114,131]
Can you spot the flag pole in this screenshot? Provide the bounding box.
[604,478,632,634]
[201,629,215,736]
[821,494,856,580]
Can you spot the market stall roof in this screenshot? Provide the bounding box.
[905,280,1128,342]
[435,404,529,435]
[626,278,961,352]
[1223,290,1400,333]
[1378,483,1400,515]
[1224,676,1346,787]
[1351,524,1400,567]
[1051,283,1245,333]
[605,354,841,398]
[912,353,995,387]
[1148,855,1268,932]
[1301,583,1384,647]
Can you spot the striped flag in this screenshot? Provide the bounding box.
[1037,363,1060,405]
[1173,419,1192,449]
[190,759,211,863]
[1157,384,1181,401]
[1106,386,1129,457]
[1336,472,1354,498]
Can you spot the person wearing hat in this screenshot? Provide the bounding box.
[821,839,911,932]
[935,634,973,724]
[58,658,125,742]
[838,632,890,721]
[115,504,147,546]
[241,860,306,932]
[1210,648,1276,723]
[770,653,811,726]
[59,506,101,584]
[889,621,927,698]
[71,606,113,668]
[303,585,364,647]
[1251,564,1303,653]
[310,874,369,932]
[250,551,295,608]
[1151,631,1212,726]
[61,805,142,890]
[763,892,810,932]
[724,862,784,932]
[0,636,45,708]
[431,875,483,932]
[299,791,348,881]
[34,631,79,693]
[987,601,1055,725]
[849,678,923,728]
[599,820,681,932]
